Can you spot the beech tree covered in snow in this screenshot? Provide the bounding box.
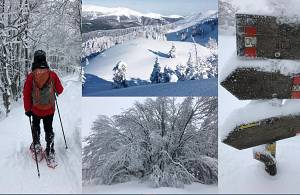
[83,97,218,188]
[150,57,162,84]
[0,0,81,117]
[112,61,127,88]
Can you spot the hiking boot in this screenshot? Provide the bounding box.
[44,149,57,168]
[30,142,42,154]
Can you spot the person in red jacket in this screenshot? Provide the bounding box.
[23,50,63,164]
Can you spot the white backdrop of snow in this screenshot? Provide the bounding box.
[85,38,211,81]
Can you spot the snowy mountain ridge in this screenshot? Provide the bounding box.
[82,5,183,20]
[168,10,218,33]
[82,5,184,32]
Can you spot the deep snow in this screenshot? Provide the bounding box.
[85,38,211,81]
[84,181,217,194]
[0,75,82,193]
[219,136,300,194]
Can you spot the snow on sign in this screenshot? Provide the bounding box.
[223,115,300,150]
[221,68,300,100]
[236,14,300,59]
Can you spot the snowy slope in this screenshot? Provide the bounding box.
[83,77,217,96]
[84,181,217,194]
[167,11,217,34]
[166,14,218,45]
[85,38,211,81]
[0,75,82,193]
[219,136,300,193]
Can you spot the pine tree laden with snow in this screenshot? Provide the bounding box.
[185,53,197,80]
[162,66,175,83]
[150,57,162,84]
[175,63,187,81]
[112,61,128,88]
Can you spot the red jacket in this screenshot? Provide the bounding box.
[23,69,63,117]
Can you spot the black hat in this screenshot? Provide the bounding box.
[32,50,49,71]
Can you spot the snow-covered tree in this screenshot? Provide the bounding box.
[0,0,81,116]
[185,53,197,80]
[150,57,162,84]
[219,0,239,34]
[82,25,168,58]
[168,44,176,58]
[175,63,187,81]
[205,38,218,78]
[112,61,127,88]
[83,97,218,187]
[162,66,175,83]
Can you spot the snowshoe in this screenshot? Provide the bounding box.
[29,143,44,162]
[44,150,58,169]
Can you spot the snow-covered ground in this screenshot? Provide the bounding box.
[85,38,211,81]
[83,74,217,96]
[0,75,82,193]
[219,136,300,194]
[84,181,217,194]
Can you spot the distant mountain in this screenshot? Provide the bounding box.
[166,11,218,45]
[82,5,184,33]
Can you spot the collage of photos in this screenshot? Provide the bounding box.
[0,0,299,194]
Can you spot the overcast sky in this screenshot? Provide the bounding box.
[83,0,217,16]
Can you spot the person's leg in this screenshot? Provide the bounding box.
[43,114,55,155]
[31,114,41,145]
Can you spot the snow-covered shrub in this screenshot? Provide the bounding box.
[83,97,218,188]
[168,44,176,58]
[150,57,162,84]
[112,61,128,88]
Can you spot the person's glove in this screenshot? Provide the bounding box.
[25,111,32,117]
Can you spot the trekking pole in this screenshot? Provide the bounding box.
[29,117,40,178]
[55,95,68,149]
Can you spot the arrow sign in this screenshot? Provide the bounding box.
[223,115,300,150]
[236,14,300,60]
[221,68,300,100]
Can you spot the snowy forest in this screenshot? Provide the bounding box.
[0,0,81,117]
[83,97,218,188]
